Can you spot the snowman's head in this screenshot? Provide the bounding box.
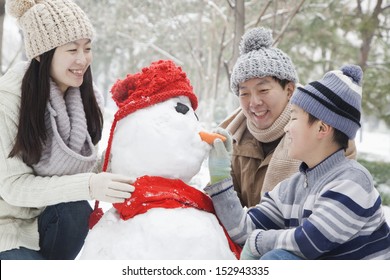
[105,60,210,183]
[111,95,209,182]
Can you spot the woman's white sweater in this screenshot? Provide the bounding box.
[0,62,101,252]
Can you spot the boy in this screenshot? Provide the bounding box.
[206,65,390,259]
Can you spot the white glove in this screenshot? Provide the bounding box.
[89,172,135,203]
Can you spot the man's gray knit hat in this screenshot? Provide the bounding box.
[291,65,363,139]
[230,27,298,95]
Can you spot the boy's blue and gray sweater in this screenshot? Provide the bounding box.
[205,150,390,259]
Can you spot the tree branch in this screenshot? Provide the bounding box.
[382,4,390,11]
[208,0,228,24]
[356,0,363,15]
[254,0,272,26]
[373,0,383,17]
[224,60,231,83]
[273,0,306,46]
[225,0,235,9]
[245,9,289,30]
[214,25,227,99]
[116,32,184,65]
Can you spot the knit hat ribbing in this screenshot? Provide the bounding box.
[291,65,363,139]
[230,27,298,95]
[110,60,198,118]
[6,0,95,60]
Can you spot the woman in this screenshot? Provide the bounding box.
[0,0,134,260]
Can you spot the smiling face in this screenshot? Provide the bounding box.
[50,38,92,94]
[284,104,320,164]
[238,77,293,130]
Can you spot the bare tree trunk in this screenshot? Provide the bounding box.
[224,0,245,83]
[0,0,6,74]
[356,0,383,71]
[232,0,245,66]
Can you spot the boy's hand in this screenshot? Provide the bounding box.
[240,239,258,260]
[208,128,232,184]
[240,231,261,260]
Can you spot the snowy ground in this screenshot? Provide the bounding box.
[355,129,390,162]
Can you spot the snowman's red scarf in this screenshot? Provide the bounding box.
[113,175,210,219]
[117,175,241,258]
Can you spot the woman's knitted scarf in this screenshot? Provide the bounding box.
[32,81,97,176]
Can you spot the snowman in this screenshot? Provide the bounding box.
[80,60,241,260]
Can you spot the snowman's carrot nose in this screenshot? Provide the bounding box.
[199,131,227,145]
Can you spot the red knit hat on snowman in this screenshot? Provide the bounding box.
[89,60,199,228]
[102,59,198,171]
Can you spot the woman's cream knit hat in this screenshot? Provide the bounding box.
[6,0,95,60]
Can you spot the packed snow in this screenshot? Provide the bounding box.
[80,96,236,259]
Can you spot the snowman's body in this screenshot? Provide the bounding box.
[80,96,237,259]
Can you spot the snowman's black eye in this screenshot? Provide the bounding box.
[175,102,190,115]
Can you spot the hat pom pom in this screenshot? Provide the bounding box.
[111,73,140,107]
[341,64,363,85]
[239,27,273,55]
[5,0,35,18]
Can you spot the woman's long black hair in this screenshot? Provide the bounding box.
[9,48,103,165]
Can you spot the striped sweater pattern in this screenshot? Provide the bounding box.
[205,150,390,259]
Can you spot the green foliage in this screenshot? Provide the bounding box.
[279,0,390,127]
[381,192,390,207]
[358,158,390,186]
[358,158,390,205]
[362,65,390,127]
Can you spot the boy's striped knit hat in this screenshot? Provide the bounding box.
[291,65,363,139]
[6,0,94,60]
